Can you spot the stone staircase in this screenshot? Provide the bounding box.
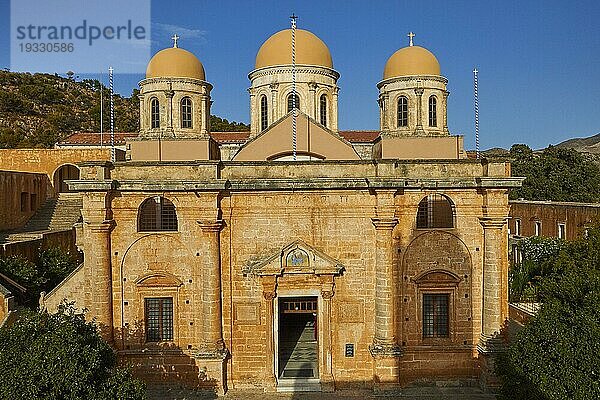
[1,193,83,243]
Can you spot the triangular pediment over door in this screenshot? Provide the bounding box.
[242,240,345,277]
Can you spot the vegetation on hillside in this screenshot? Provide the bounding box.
[0,70,249,149]
[496,226,600,399]
[509,144,600,202]
[0,302,146,399]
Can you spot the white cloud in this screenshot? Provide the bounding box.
[152,22,207,44]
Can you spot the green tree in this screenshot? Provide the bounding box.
[0,248,79,306]
[210,115,250,132]
[497,228,600,399]
[510,144,600,202]
[0,302,146,399]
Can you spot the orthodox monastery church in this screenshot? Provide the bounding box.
[40,25,520,393]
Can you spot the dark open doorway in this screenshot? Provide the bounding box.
[53,164,80,194]
[278,296,318,379]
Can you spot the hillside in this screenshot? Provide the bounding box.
[0,71,249,149]
[555,133,600,154]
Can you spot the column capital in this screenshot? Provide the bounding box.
[321,289,334,300]
[263,290,276,301]
[198,219,224,232]
[371,218,398,230]
[164,90,175,99]
[479,217,507,229]
[414,88,424,96]
[87,220,115,232]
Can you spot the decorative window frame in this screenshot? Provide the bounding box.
[136,272,183,345]
[412,269,461,345]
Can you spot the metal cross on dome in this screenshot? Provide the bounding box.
[408,32,415,46]
[171,34,180,48]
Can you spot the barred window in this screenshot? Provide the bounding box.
[319,94,327,127]
[416,194,454,229]
[151,98,160,129]
[287,93,300,113]
[423,294,449,338]
[145,297,173,342]
[180,97,192,129]
[428,95,437,127]
[260,95,268,131]
[138,196,178,232]
[397,96,408,127]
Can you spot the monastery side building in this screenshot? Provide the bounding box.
[43,28,521,393]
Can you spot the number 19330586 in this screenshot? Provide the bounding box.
[19,42,74,52]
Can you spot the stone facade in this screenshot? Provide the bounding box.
[35,27,521,395]
[509,199,600,240]
[42,159,519,392]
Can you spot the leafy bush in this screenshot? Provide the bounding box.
[0,248,78,306]
[497,227,600,399]
[0,302,146,399]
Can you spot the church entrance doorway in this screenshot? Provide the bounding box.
[277,296,319,379]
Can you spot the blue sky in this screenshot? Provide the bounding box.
[1,0,599,150]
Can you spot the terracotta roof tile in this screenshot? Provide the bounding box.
[58,132,138,146]
[210,131,250,143]
[338,130,380,143]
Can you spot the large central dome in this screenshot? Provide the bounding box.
[255,29,333,69]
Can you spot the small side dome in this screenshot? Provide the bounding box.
[383,45,440,79]
[255,29,333,69]
[146,47,206,80]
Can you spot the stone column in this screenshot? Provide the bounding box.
[320,277,335,392]
[331,87,339,132]
[378,95,385,131]
[269,82,279,124]
[138,94,146,133]
[414,87,425,135]
[86,220,115,342]
[309,82,317,121]
[81,191,114,342]
[200,94,209,136]
[478,218,506,353]
[371,217,399,347]
[164,89,174,136]
[370,216,402,390]
[443,90,450,134]
[262,276,278,390]
[198,220,225,353]
[249,90,257,134]
[382,94,389,131]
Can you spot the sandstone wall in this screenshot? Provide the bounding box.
[0,149,112,196]
[0,170,49,230]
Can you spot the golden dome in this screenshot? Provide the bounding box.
[146,47,206,80]
[383,45,440,79]
[255,29,333,69]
